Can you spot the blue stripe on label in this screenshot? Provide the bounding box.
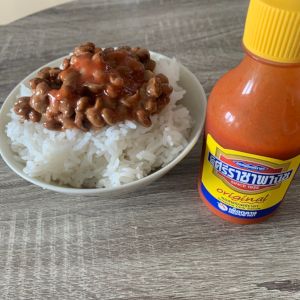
[200,183,281,219]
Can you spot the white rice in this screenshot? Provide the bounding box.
[6,58,193,188]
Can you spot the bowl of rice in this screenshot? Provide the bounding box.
[0,45,206,196]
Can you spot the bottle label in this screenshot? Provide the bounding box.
[200,134,300,219]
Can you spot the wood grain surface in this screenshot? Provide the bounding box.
[0,0,299,299]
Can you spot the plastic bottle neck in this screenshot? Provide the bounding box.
[243,45,300,68]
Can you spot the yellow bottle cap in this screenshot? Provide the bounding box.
[243,0,300,63]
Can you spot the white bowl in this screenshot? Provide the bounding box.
[0,52,207,196]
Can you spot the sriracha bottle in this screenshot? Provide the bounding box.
[199,0,300,224]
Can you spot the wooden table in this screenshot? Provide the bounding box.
[0,1,299,299]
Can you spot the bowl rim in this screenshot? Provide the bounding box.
[0,51,207,194]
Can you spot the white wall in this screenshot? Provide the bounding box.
[0,0,73,25]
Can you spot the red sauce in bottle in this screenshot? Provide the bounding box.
[199,0,300,224]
